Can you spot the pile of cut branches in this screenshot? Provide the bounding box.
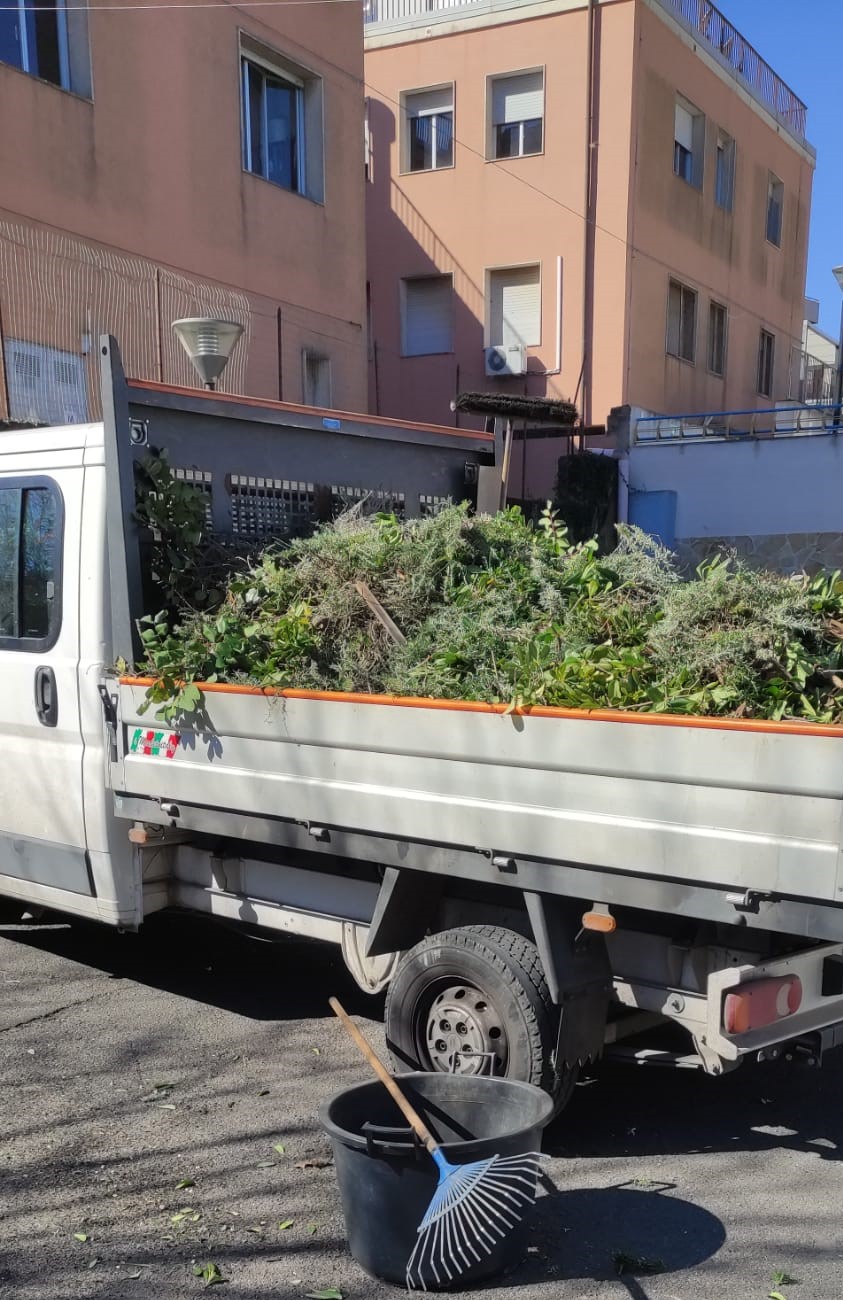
[136,500,843,725]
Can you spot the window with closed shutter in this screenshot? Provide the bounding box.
[402,276,454,356]
[489,70,543,158]
[488,265,541,348]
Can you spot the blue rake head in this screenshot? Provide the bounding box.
[405,1148,547,1292]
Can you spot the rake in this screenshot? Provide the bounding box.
[329,998,547,1292]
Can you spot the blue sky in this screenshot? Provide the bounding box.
[725,0,842,340]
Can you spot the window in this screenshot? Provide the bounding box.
[240,37,324,202]
[666,279,697,363]
[766,174,783,246]
[757,329,775,397]
[403,85,453,172]
[401,276,454,356]
[0,0,91,96]
[3,340,87,426]
[674,97,704,189]
[707,301,727,375]
[302,351,332,407]
[488,70,543,160]
[715,130,735,211]
[0,481,62,650]
[487,264,541,348]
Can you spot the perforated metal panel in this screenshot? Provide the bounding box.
[229,475,316,538]
[331,484,406,519]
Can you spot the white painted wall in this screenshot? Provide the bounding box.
[628,433,843,539]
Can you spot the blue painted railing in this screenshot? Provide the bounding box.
[635,403,843,443]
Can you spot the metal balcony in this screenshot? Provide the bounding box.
[364,0,808,145]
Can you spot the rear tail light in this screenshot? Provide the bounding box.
[724,975,802,1035]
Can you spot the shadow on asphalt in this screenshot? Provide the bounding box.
[5,912,843,1176]
[1,911,377,1019]
[517,1182,726,1286]
[547,1045,843,1165]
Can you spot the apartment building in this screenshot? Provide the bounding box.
[0,1,367,423]
[364,0,815,433]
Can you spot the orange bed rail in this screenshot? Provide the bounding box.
[118,677,843,739]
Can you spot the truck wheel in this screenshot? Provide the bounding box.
[384,925,576,1109]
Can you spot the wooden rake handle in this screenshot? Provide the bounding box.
[329,997,438,1155]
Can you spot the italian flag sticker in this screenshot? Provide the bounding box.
[130,728,180,759]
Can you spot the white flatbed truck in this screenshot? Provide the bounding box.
[2,337,843,1107]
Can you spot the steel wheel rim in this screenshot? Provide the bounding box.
[416,980,509,1077]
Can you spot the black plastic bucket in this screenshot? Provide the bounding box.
[319,1072,554,1289]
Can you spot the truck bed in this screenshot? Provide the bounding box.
[113,680,843,930]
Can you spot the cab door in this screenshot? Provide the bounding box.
[0,469,89,906]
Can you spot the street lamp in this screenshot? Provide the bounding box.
[172,318,244,391]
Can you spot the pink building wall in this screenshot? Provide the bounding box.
[365,0,814,453]
[0,3,368,417]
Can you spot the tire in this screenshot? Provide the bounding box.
[385,924,577,1110]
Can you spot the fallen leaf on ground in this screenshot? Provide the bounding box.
[273,1143,286,1155]
[769,1292,787,1300]
[73,1233,89,1243]
[772,1272,797,1287]
[278,1219,294,1231]
[256,1089,270,1097]
[87,1258,98,1270]
[193,1262,225,1286]
[307,1224,318,1235]
[256,1160,276,1169]
[176,1179,196,1190]
[158,1103,177,1110]
[126,1270,143,1280]
[305,1289,342,1299]
[311,1048,321,1056]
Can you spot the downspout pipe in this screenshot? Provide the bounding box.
[580,0,596,437]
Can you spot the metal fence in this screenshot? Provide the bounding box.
[658,0,807,139]
[635,403,843,443]
[788,345,839,406]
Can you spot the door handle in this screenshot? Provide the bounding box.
[34,666,58,728]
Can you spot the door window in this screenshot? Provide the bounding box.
[0,480,62,649]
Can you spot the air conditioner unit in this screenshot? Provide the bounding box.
[484,344,526,378]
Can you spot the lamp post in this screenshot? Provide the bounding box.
[172,318,244,391]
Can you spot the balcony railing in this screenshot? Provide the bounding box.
[788,345,839,406]
[364,0,808,143]
[635,404,843,443]
[658,0,807,139]
[364,0,483,22]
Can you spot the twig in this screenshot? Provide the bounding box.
[353,581,406,644]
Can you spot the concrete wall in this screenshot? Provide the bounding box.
[626,0,814,418]
[0,3,368,417]
[628,432,843,572]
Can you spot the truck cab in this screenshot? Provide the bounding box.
[0,422,136,924]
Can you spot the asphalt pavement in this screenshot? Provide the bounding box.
[1,913,842,1300]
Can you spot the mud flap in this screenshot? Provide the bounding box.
[524,891,612,1070]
